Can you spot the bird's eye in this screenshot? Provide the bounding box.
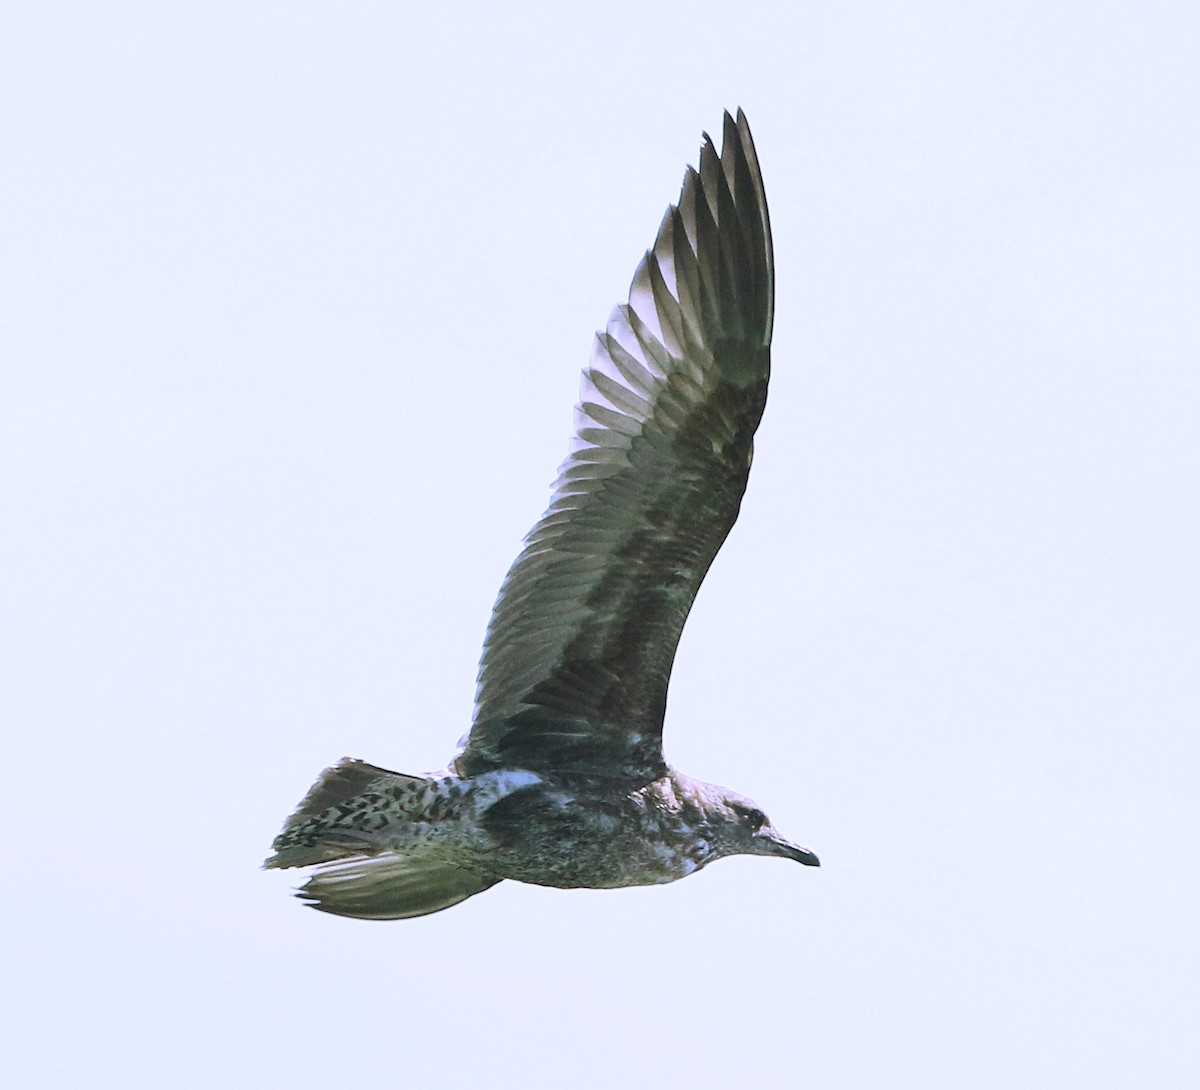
[733,805,766,832]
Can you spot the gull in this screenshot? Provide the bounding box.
[264,109,819,919]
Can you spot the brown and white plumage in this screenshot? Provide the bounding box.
[265,110,819,920]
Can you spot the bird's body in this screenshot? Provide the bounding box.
[265,110,819,919]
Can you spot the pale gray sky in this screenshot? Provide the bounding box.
[4,2,1198,1087]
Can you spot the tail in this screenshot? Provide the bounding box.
[263,757,500,920]
[264,757,416,869]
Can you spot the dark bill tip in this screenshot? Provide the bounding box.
[772,838,820,867]
[782,845,820,869]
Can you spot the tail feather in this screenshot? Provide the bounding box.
[297,854,500,920]
[265,757,501,918]
[264,757,425,870]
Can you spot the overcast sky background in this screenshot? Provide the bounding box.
[5,2,1198,1086]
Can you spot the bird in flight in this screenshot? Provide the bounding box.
[265,109,819,919]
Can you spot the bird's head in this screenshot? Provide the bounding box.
[700,785,820,867]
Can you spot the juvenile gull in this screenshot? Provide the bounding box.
[265,110,819,919]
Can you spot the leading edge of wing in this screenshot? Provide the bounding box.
[456,110,774,782]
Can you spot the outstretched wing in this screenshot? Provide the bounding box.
[455,110,774,784]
